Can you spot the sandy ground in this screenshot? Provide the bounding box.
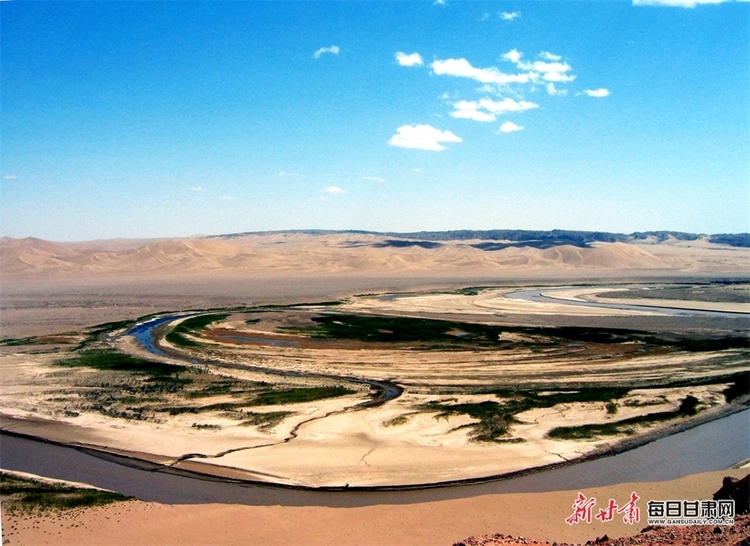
[2,468,749,546]
[1,237,749,542]
[2,335,742,487]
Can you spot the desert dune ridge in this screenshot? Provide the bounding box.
[2,231,749,277]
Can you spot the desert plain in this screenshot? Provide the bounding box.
[1,231,749,545]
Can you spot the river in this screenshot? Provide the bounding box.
[506,288,749,318]
[1,408,747,506]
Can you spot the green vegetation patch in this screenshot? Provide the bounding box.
[382,414,413,427]
[167,401,249,415]
[248,386,355,406]
[165,313,229,347]
[290,312,749,352]
[0,472,131,513]
[186,378,264,398]
[0,336,41,346]
[423,387,631,442]
[306,314,504,345]
[547,395,700,440]
[240,411,293,430]
[56,349,188,378]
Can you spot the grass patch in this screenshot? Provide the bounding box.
[422,388,631,442]
[382,415,410,427]
[305,314,505,345]
[0,336,39,346]
[249,386,355,406]
[240,411,293,430]
[547,395,701,439]
[55,349,188,379]
[165,313,229,347]
[186,379,264,398]
[191,423,221,430]
[0,472,131,513]
[288,312,749,353]
[167,401,250,416]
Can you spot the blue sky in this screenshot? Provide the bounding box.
[2,0,748,241]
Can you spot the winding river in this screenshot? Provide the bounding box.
[124,314,403,405]
[2,300,747,503]
[1,408,747,504]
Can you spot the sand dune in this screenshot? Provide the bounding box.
[2,232,746,278]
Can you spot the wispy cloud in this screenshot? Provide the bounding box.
[432,58,530,85]
[450,98,538,122]
[3,174,18,180]
[500,11,521,21]
[219,195,235,201]
[539,51,562,61]
[362,176,386,183]
[517,59,576,83]
[434,0,446,5]
[186,186,204,192]
[313,46,340,59]
[323,186,345,194]
[395,52,423,67]
[498,121,524,133]
[633,0,744,6]
[546,83,567,96]
[388,124,462,151]
[581,88,611,97]
[278,171,295,177]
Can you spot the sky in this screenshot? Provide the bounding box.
[1,0,749,241]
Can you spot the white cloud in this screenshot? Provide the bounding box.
[539,51,562,61]
[313,46,340,59]
[633,0,740,6]
[501,49,522,64]
[432,58,530,85]
[187,186,204,192]
[3,174,18,180]
[517,59,575,83]
[395,52,424,67]
[362,176,386,182]
[388,124,462,151]
[542,71,576,83]
[546,83,567,96]
[582,88,611,97]
[499,121,524,133]
[500,11,521,20]
[219,195,235,201]
[434,0,446,5]
[323,186,345,194]
[450,105,497,122]
[450,98,539,122]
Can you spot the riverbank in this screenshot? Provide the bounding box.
[3,467,748,546]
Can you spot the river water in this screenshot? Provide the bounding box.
[4,304,745,505]
[1,409,747,506]
[507,288,749,318]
